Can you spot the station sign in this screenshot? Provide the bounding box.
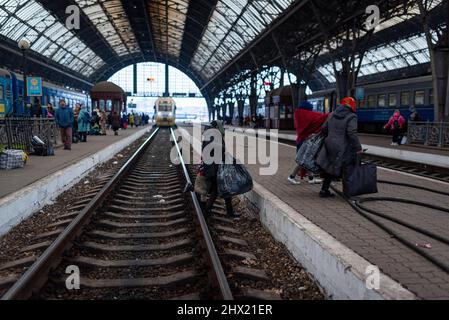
[356,87,365,100]
[128,103,137,109]
[27,77,43,97]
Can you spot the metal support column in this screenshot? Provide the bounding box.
[133,64,138,95]
[164,63,169,97]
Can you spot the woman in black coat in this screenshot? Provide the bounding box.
[201,121,240,220]
[316,97,363,198]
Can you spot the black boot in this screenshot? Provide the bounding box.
[319,190,335,198]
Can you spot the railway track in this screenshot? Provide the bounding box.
[275,136,449,183]
[0,128,279,300]
[361,154,449,183]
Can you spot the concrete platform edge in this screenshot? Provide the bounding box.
[0,128,150,237]
[240,182,416,300]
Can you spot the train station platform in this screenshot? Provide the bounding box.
[0,126,151,236]
[179,125,449,300]
[226,127,449,169]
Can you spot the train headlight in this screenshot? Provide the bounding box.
[157,112,162,117]
[168,113,173,117]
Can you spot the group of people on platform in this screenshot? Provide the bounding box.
[52,99,150,151]
[200,98,425,219]
[285,98,362,198]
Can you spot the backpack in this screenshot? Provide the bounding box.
[393,119,400,129]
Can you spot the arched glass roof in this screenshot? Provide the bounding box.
[74,0,140,56]
[0,0,445,92]
[318,33,434,83]
[190,0,296,78]
[0,0,105,76]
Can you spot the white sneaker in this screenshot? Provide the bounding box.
[288,176,301,185]
[308,177,323,184]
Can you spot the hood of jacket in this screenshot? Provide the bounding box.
[333,104,354,120]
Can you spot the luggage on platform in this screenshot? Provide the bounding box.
[296,132,326,173]
[31,136,54,156]
[0,149,28,170]
[343,164,378,197]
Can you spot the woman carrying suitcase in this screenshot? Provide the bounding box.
[316,97,363,198]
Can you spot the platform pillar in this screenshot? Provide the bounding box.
[164,63,169,97]
[237,100,245,126]
[133,64,137,95]
[249,72,258,118]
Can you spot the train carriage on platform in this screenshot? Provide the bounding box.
[0,68,89,118]
[308,75,435,133]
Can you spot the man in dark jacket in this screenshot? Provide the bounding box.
[316,97,363,198]
[55,99,74,150]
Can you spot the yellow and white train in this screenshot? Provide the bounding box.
[154,97,176,127]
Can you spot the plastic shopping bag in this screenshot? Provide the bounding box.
[217,163,253,198]
[296,132,326,173]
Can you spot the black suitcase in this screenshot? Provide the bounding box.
[343,164,378,197]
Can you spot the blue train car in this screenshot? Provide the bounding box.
[309,75,435,133]
[0,69,13,118]
[0,68,89,118]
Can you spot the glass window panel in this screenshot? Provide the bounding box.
[389,94,397,107]
[414,90,425,105]
[378,94,386,107]
[368,95,376,108]
[401,92,411,106]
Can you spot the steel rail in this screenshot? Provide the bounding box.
[170,128,234,300]
[1,128,160,300]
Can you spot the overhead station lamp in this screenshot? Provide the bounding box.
[18,39,31,51]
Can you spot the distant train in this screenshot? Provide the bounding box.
[0,68,89,118]
[154,97,176,127]
[308,75,434,133]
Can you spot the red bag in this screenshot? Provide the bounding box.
[123,122,128,129]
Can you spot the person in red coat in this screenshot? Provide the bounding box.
[288,101,330,185]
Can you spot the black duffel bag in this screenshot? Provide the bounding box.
[217,163,253,198]
[343,164,378,197]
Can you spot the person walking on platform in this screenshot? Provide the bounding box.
[316,97,363,198]
[78,105,91,142]
[111,111,121,136]
[288,101,330,185]
[201,120,241,220]
[129,113,135,128]
[55,99,74,151]
[384,110,406,146]
[47,103,54,119]
[73,104,82,144]
[100,110,107,135]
